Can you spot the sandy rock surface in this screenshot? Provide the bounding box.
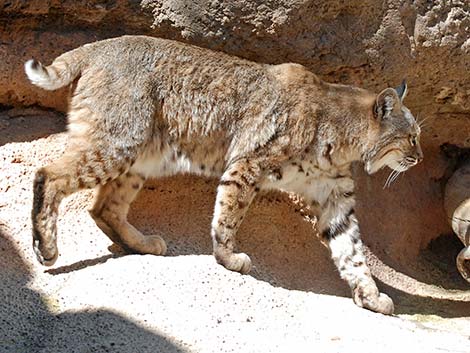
[1,110,469,352]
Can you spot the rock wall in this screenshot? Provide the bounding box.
[0,0,155,111]
[1,0,469,274]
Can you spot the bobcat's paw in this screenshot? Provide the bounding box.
[353,284,394,315]
[215,251,252,274]
[372,293,395,315]
[33,238,58,266]
[144,234,167,256]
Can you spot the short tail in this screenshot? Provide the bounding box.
[24,48,85,91]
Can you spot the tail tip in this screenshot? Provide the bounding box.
[25,58,38,70]
[24,59,43,80]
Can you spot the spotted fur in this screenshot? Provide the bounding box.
[25,35,424,315]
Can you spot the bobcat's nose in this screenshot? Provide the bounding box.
[416,151,424,163]
[416,145,424,163]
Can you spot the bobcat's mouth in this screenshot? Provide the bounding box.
[389,156,419,172]
[365,149,402,174]
[388,159,410,172]
[366,145,420,175]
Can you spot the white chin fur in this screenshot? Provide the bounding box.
[366,152,404,174]
[365,160,380,175]
[387,160,409,172]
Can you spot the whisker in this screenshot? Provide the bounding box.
[384,168,399,189]
[417,115,435,130]
[419,123,429,130]
[383,160,408,189]
[383,171,393,189]
[388,175,398,188]
[392,163,403,185]
[389,169,402,185]
[392,168,401,185]
[384,169,396,188]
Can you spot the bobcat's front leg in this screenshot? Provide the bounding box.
[318,187,394,315]
[211,159,261,274]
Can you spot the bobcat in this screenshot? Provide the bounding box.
[25,35,423,315]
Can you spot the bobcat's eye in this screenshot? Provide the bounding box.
[409,135,417,146]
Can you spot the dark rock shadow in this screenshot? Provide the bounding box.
[0,107,66,147]
[0,227,187,353]
[377,280,470,318]
[418,233,470,291]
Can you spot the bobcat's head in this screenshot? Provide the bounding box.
[365,81,423,177]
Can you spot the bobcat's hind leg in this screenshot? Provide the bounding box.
[212,159,261,274]
[32,146,129,266]
[318,188,394,315]
[90,173,167,256]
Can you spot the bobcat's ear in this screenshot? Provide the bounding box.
[395,79,408,101]
[374,88,400,121]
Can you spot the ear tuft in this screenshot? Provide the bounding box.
[395,79,408,101]
[374,88,400,121]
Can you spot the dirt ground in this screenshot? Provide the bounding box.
[0,108,469,352]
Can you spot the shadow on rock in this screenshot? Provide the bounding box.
[0,227,187,353]
[377,280,470,318]
[0,108,66,147]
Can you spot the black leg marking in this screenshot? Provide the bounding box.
[321,208,355,241]
[31,170,46,239]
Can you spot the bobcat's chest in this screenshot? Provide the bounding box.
[261,158,354,206]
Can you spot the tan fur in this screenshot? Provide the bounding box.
[26,35,423,315]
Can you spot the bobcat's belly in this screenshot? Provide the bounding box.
[129,145,223,179]
[261,161,354,206]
